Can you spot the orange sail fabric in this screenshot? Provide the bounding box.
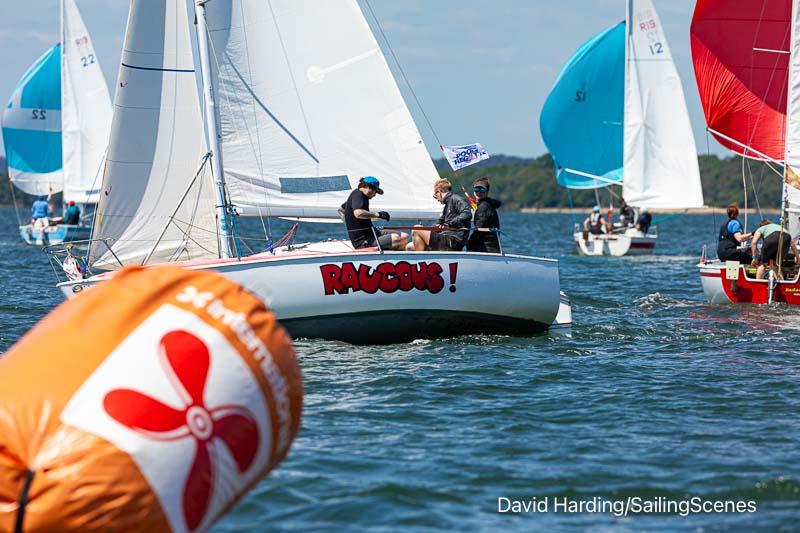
[0,266,302,532]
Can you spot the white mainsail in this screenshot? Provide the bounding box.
[622,0,704,209]
[90,0,218,267]
[203,0,441,220]
[60,0,112,205]
[785,0,800,238]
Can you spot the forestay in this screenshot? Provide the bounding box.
[540,22,626,189]
[90,0,218,268]
[202,0,441,220]
[2,44,64,196]
[623,0,703,208]
[61,0,113,205]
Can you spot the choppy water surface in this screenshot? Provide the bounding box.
[1,207,798,530]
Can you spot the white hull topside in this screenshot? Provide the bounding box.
[573,231,657,257]
[699,261,729,305]
[59,241,570,344]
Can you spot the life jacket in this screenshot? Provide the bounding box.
[718,220,738,246]
[589,212,602,233]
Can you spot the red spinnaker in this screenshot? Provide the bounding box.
[691,0,792,161]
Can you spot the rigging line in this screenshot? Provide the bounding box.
[237,1,271,241]
[164,219,219,257]
[265,0,319,164]
[566,188,576,229]
[363,0,442,149]
[745,158,763,218]
[7,179,21,226]
[142,154,210,265]
[204,22,271,242]
[742,156,748,232]
[762,159,785,179]
[166,217,277,241]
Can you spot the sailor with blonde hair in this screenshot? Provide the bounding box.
[409,178,471,251]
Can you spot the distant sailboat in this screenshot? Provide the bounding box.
[540,0,704,256]
[2,0,112,246]
[50,0,572,343]
[694,0,800,305]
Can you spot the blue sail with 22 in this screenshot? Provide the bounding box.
[2,43,63,196]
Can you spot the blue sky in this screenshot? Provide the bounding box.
[0,1,725,159]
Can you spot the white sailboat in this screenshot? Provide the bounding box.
[540,0,704,256]
[49,0,571,344]
[1,0,112,246]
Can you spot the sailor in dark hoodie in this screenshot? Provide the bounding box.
[467,177,502,253]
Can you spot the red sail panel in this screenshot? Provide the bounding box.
[690,0,792,161]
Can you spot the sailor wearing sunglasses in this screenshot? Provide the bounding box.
[467,177,502,253]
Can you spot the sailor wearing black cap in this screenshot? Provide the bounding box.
[339,176,408,250]
[467,177,502,253]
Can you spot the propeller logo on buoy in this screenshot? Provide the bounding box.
[103,330,259,531]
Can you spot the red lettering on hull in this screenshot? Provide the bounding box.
[320,261,455,296]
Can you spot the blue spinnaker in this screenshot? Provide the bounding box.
[539,22,625,190]
[2,44,63,195]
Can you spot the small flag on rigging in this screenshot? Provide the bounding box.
[440,143,489,171]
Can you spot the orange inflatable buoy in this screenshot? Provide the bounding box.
[0,266,302,532]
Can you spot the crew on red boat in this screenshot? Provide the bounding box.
[750,219,799,279]
[717,204,752,264]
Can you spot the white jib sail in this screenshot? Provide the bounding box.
[622,0,704,209]
[202,0,442,220]
[785,0,800,239]
[90,0,218,268]
[60,0,112,206]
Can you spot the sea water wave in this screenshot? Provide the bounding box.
[0,209,798,530]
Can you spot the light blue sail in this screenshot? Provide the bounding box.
[2,43,63,195]
[539,22,625,190]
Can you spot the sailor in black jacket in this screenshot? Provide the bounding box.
[467,177,501,253]
[411,179,471,250]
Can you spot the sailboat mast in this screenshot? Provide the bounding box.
[622,0,632,194]
[60,0,65,213]
[193,0,233,259]
[776,0,800,264]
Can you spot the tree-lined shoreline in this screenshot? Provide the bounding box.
[0,153,782,210]
[435,154,783,211]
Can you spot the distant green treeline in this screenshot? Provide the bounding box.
[436,154,786,210]
[0,153,785,210]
